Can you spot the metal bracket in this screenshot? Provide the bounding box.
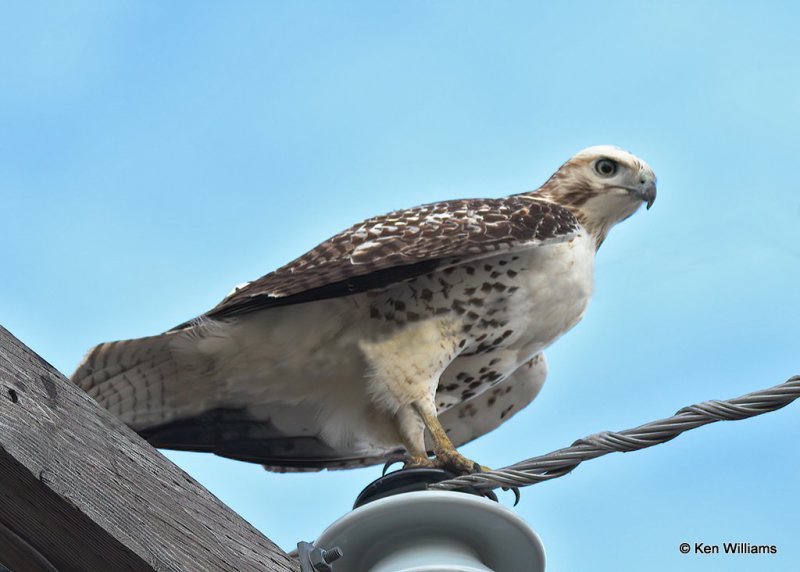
[297,540,343,572]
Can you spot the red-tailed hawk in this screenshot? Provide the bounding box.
[72,145,656,473]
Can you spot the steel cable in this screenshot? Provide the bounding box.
[431,375,800,492]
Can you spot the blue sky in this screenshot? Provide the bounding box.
[2,2,799,570]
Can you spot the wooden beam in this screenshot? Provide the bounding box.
[0,326,298,572]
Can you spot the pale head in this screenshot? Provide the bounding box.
[532,145,657,245]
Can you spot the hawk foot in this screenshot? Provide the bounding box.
[402,455,437,469]
[387,453,488,476]
[382,455,435,475]
[432,449,490,475]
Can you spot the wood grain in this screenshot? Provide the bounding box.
[0,325,298,572]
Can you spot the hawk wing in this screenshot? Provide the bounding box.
[188,196,580,322]
[139,354,547,472]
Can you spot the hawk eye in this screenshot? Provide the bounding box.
[595,159,618,177]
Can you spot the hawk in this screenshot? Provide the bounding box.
[72,145,656,474]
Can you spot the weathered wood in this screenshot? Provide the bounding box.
[0,325,298,572]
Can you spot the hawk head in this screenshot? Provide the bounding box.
[534,145,657,245]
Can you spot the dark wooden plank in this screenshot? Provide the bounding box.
[0,325,298,572]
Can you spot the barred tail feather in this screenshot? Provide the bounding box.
[71,333,184,430]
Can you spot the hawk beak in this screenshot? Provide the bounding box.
[635,181,657,210]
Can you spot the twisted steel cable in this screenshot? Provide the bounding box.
[431,375,800,493]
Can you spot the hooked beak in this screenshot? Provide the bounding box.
[631,180,657,210]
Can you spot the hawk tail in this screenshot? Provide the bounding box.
[71,333,182,430]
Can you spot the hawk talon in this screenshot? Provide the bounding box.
[503,486,522,506]
[382,458,404,476]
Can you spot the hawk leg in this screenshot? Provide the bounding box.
[386,385,486,475]
[413,400,486,474]
[360,319,485,474]
[394,404,436,469]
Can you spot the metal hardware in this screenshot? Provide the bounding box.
[297,540,343,572]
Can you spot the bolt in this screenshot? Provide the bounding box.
[312,546,343,571]
[322,547,343,563]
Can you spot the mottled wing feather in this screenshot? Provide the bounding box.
[200,197,579,319]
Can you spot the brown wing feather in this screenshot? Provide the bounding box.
[194,196,579,321]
